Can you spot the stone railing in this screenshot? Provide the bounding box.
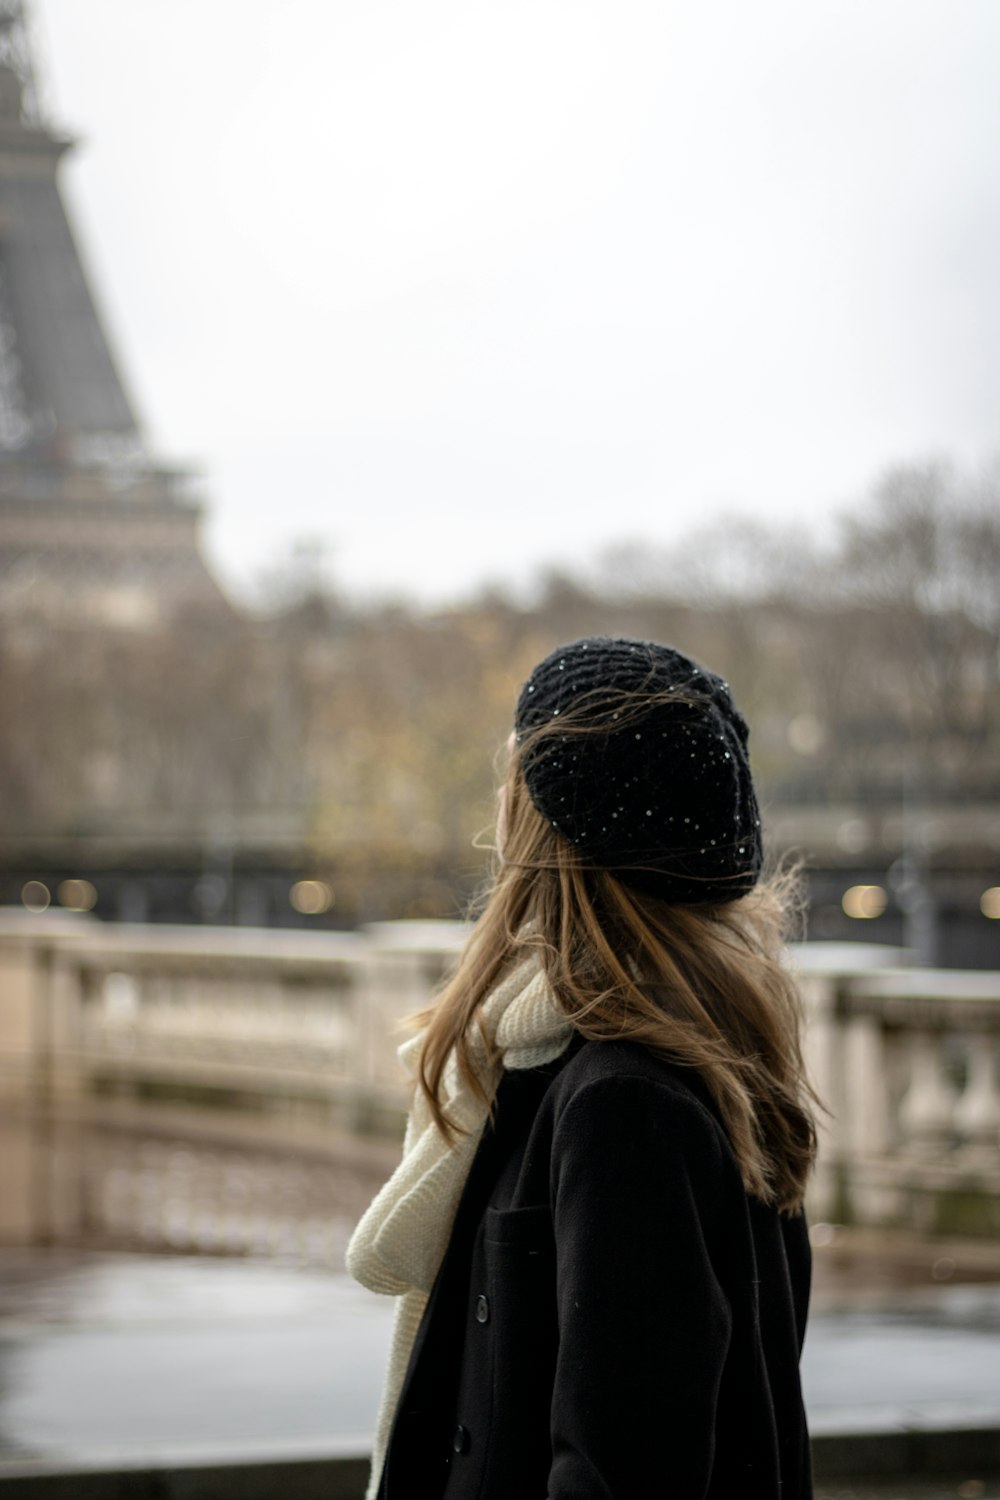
[797,948,1000,1234]
[2,912,998,1235]
[0,910,467,1130]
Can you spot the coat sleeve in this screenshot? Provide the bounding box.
[547,1073,733,1498]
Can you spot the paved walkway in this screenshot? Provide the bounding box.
[0,1250,998,1482]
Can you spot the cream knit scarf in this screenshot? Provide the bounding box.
[346,953,574,1499]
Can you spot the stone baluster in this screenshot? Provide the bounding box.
[953,1035,1000,1159]
[897,1029,957,1155]
[840,1012,898,1222]
[797,974,838,1220]
[843,1015,893,1157]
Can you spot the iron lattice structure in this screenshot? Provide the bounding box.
[0,0,230,625]
[0,0,42,125]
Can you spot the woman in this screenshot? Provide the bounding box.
[348,636,818,1499]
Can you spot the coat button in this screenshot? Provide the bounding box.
[452,1423,471,1454]
[475,1294,490,1324]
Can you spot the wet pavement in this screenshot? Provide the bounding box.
[0,1251,391,1464]
[805,1288,1000,1435]
[0,1248,998,1473]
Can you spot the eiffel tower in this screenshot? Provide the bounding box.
[0,1,228,628]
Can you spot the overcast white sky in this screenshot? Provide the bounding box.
[37,0,1000,604]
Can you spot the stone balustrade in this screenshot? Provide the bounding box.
[798,950,1000,1233]
[2,911,999,1236]
[0,910,467,1132]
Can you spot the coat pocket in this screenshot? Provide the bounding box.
[484,1201,554,1252]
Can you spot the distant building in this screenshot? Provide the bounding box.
[0,2,228,629]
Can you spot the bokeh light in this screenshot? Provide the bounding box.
[57,878,98,912]
[842,885,888,920]
[21,880,50,913]
[289,880,334,916]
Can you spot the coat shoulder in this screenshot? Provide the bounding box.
[551,1037,728,1137]
[539,1038,737,1189]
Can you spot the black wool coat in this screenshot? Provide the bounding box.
[376,1036,813,1500]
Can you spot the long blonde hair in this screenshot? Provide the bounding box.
[416,726,819,1214]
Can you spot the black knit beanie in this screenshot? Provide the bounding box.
[513,637,763,904]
